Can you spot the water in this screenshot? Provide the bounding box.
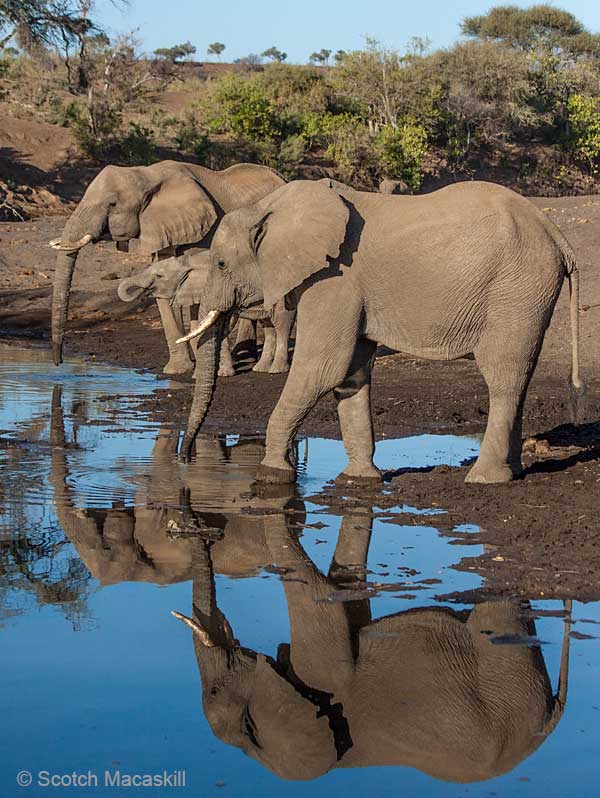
[0,343,598,798]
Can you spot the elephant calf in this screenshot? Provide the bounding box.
[176,179,584,486]
[119,252,295,376]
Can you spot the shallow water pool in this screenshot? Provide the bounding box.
[0,344,598,798]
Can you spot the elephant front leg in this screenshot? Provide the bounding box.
[256,303,359,483]
[333,339,380,481]
[156,298,195,375]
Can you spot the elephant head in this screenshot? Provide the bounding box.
[50,161,220,365]
[177,180,350,458]
[174,513,572,784]
[117,252,209,304]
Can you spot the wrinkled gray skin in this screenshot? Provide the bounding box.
[118,251,295,375]
[50,160,284,374]
[174,512,571,783]
[179,179,583,484]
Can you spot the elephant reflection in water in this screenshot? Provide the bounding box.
[175,510,571,784]
[49,385,295,585]
[49,387,570,784]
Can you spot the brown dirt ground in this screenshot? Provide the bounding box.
[0,194,599,599]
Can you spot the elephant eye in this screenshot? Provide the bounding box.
[217,258,226,269]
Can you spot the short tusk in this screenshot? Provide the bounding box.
[49,234,93,252]
[176,310,221,344]
[171,610,215,647]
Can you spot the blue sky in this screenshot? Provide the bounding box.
[97,0,600,63]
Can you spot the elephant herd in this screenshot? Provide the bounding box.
[50,160,585,486]
[48,387,571,784]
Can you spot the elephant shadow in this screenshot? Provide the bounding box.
[522,421,600,476]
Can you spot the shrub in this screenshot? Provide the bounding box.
[119,123,158,165]
[201,73,282,142]
[320,113,375,181]
[65,99,122,159]
[167,115,211,159]
[375,120,429,189]
[565,94,600,172]
[276,134,308,178]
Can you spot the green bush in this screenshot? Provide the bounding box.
[64,100,122,159]
[566,93,600,171]
[119,123,158,165]
[320,113,375,181]
[167,115,211,160]
[201,73,282,142]
[375,120,429,189]
[275,134,308,178]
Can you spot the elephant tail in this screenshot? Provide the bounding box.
[567,265,586,424]
[542,600,572,738]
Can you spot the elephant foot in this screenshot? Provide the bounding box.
[163,357,195,375]
[255,463,296,484]
[218,365,237,378]
[252,361,271,373]
[465,461,514,484]
[268,361,290,374]
[335,465,382,485]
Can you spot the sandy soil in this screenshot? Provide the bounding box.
[0,194,599,598]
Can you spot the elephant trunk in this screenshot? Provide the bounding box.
[51,203,108,365]
[180,318,225,462]
[51,251,78,365]
[118,273,153,302]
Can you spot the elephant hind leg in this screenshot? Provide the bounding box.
[253,322,277,372]
[467,344,540,484]
[269,304,295,374]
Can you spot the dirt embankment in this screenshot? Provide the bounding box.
[0,193,599,599]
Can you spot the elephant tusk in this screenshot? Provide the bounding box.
[48,234,93,252]
[171,610,215,647]
[176,310,221,344]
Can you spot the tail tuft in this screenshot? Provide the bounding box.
[568,373,587,425]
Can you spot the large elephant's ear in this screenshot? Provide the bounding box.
[248,654,338,781]
[251,181,349,310]
[138,177,218,254]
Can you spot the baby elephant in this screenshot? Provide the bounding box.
[119,252,294,376]
[178,180,584,485]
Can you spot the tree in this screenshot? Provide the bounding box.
[154,41,196,62]
[309,48,331,65]
[207,41,225,60]
[333,49,347,64]
[461,5,600,57]
[262,46,287,62]
[0,0,93,52]
[234,52,263,71]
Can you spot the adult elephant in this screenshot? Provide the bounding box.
[175,179,584,484]
[117,252,295,375]
[173,512,571,783]
[50,160,284,373]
